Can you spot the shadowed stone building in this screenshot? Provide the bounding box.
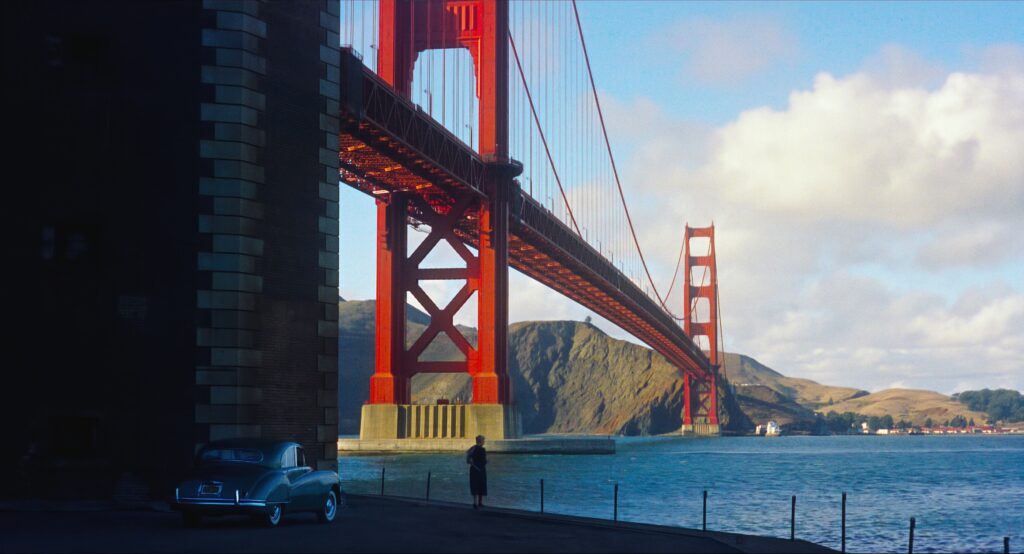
[4,0,340,498]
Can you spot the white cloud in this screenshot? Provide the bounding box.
[665,16,798,86]
[705,70,1024,227]
[915,223,1024,270]
[592,46,1024,392]
[970,43,1024,75]
[860,43,947,89]
[508,271,583,324]
[744,273,1024,392]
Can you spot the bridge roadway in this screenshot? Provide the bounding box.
[336,48,711,381]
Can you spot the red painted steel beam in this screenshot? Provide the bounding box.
[338,47,713,404]
[683,224,720,425]
[370,195,408,404]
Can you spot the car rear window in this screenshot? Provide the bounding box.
[199,448,264,464]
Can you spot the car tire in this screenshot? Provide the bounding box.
[181,511,202,527]
[255,504,283,528]
[317,489,339,523]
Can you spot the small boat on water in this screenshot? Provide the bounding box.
[765,421,782,437]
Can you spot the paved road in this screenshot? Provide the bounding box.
[0,495,833,553]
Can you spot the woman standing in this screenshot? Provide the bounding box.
[466,435,487,509]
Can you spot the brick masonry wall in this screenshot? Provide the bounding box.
[196,0,269,445]
[316,0,342,471]
[195,0,340,471]
[6,0,340,497]
[256,0,340,472]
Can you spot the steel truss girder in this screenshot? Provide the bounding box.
[338,48,712,402]
[340,49,486,200]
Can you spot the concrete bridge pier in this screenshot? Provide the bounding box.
[360,403,522,441]
[681,423,721,436]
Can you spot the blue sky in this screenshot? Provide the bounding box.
[339,1,1023,393]
[580,1,1023,123]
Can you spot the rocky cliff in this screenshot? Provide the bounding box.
[338,300,747,435]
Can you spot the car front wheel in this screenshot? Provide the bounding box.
[255,504,283,527]
[317,490,338,523]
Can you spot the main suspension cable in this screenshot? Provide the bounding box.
[571,1,679,314]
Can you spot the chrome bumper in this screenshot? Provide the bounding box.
[174,487,268,508]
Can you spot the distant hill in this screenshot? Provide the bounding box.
[722,353,868,409]
[731,384,819,432]
[827,389,989,426]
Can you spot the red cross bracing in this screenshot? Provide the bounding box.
[341,1,718,424]
[370,0,513,405]
[682,225,720,426]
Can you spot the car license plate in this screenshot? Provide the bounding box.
[200,483,221,495]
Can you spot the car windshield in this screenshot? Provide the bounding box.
[199,448,264,464]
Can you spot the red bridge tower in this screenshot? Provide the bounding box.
[682,224,721,435]
[361,0,522,441]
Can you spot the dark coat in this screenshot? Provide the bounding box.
[466,445,487,496]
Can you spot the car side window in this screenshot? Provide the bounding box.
[281,446,297,468]
[296,447,306,468]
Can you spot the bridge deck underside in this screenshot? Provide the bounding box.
[338,52,710,380]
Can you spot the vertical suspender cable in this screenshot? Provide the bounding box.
[442,1,446,128]
[571,0,681,313]
[509,31,582,236]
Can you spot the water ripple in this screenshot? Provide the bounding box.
[339,435,1024,553]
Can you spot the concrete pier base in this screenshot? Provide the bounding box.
[338,436,616,454]
[681,423,721,436]
[351,403,614,453]
[359,403,522,440]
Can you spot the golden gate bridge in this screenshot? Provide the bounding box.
[337,0,723,438]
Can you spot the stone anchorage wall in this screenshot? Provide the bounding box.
[195,0,341,473]
[4,0,341,499]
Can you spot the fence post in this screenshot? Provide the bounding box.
[614,483,619,521]
[426,471,431,500]
[702,490,708,531]
[540,479,545,513]
[791,495,796,540]
[841,492,847,553]
[1003,537,1008,554]
[380,466,385,496]
[908,517,915,554]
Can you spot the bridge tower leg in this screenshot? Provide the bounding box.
[361,0,521,441]
[370,195,409,406]
[681,225,721,436]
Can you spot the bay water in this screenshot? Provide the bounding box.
[338,435,1023,553]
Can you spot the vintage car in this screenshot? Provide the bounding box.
[172,439,341,527]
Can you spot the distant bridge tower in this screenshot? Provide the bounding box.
[362,0,522,441]
[682,224,721,435]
